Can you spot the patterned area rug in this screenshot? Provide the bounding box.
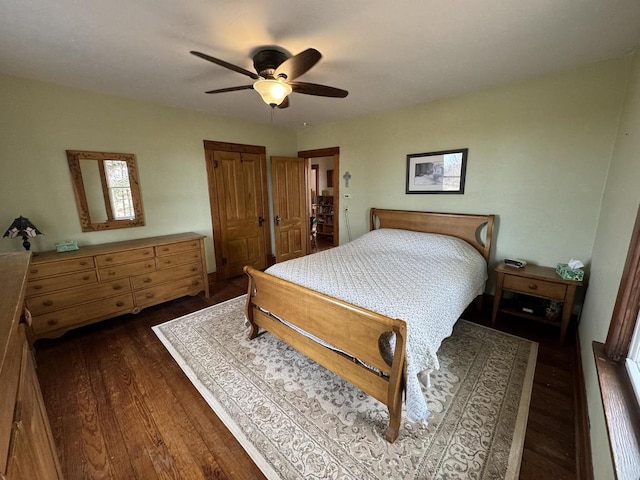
[153,296,537,480]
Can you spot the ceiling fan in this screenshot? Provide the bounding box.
[190,47,348,109]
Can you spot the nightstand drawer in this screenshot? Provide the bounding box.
[503,275,567,300]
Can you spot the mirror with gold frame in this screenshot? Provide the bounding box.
[66,150,145,232]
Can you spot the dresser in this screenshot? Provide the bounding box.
[1,252,63,479]
[25,233,209,341]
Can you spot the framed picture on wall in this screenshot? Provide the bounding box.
[406,148,468,194]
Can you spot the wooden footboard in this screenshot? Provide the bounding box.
[244,266,407,442]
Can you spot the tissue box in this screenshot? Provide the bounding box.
[55,241,79,252]
[556,263,584,281]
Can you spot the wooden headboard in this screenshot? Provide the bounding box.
[370,208,495,262]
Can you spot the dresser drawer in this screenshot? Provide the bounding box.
[132,262,203,290]
[95,247,154,267]
[156,250,202,270]
[503,275,567,300]
[155,239,201,256]
[99,259,156,280]
[26,279,132,316]
[27,270,98,296]
[31,293,134,335]
[28,257,94,278]
[134,275,204,308]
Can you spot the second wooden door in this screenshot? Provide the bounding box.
[271,156,308,262]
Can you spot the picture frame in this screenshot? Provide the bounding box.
[406,148,468,194]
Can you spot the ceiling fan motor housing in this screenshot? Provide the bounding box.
[253,49,288,78]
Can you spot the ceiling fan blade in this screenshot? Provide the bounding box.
[205,85,254,94]
[290,81,348,98]
[277,96,290,109]
[191,51,259,80]
[274,48,321,81]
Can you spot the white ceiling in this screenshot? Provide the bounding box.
[1,1,639,129]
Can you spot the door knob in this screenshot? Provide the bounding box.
[258,216,265,226]
[275,215,281,226]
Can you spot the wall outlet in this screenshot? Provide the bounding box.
[343,193,351,198]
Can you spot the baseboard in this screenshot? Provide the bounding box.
[208,272,218,288]
[574,327,594,480]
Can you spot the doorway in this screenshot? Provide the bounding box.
[298,147,340,252]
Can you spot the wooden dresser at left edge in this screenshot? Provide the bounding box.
[25,232,209,341]
[1,252,63,480]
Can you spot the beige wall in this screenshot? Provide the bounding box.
[0,74,297,271]
[579,51,640,479]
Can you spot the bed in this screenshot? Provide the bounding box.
[244,208,495,442]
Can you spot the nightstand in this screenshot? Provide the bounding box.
[492,262,583,343]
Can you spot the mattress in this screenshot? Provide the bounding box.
[265,228,487,423]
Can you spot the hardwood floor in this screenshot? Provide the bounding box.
[34,277,580,479]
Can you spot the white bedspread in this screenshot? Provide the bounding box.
[265,228,487,423]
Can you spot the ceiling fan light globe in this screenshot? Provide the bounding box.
[253,78,292,106]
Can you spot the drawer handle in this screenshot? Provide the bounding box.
[47,319,58,326]
[80,261,88,266]
[113,284,122,290]
[145,293,154,299]
[34,285,42,290]
[162,247,169,252]
[106,257,113,262]
[83,275,91,280]
[192,280,200,286]
[116,301,124,307]
[109,271,116,276]
[528,283,538,290]
[191,243,197,247]
[43,300,53,306]
[143,278,152,283]
[191,267,197,272]
[143,251,151,255]
[30,268,38,274]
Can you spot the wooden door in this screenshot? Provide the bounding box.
[271,156,308,262]
[205,142,270,279]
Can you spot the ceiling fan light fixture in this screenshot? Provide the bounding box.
[253,78,292,106]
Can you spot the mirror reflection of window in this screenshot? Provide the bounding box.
[104,160,134,220]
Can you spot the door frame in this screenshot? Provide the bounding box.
[204,140,272,280]
[298,147,340,249]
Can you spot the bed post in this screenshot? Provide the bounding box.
[244,266,260,340]
[385,322,406,442]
